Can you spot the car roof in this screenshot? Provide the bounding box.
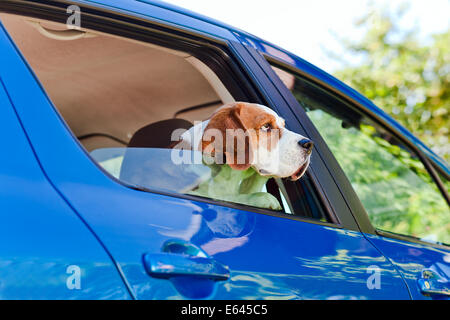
[80,0,450,175]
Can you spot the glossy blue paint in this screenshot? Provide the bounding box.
[0,79,131,299]
[0,0,448,300]
[366,234,450,300]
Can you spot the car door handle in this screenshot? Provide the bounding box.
[143,239,230,281]
[143,253,230,281]
[418,269,450,297]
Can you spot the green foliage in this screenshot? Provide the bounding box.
[308,109,450,244]
[332,8,450,162]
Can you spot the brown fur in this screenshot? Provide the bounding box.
[201,102,281,170]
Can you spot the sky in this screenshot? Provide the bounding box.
[163,0,450,73]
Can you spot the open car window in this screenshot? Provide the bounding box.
[271,64,450,245]
[1,13,330,222]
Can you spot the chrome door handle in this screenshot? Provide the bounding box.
[418,269,450,297]
[143,239,230,281]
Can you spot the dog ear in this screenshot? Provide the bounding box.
[201,103,254,170]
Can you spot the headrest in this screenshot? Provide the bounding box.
[127,118,193,148]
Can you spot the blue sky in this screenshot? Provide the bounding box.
[164,0,450,73]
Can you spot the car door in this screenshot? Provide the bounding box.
[0,1,410,299]
[0,51,131,300]
[256,46,450,300]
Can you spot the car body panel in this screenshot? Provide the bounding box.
[366,234,450,300]
[0,0,448,300]
[0,74,131,299]
[0,17,411,298]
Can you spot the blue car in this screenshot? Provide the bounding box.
[0,0,449,300]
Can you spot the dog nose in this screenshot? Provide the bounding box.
[298,138,314,153]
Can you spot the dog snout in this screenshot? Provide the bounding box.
[298,138,314,154]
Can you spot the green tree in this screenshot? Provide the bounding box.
[332,8,449,161]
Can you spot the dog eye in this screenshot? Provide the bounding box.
[260,123,272,132]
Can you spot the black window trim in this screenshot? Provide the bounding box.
[0,0,342,229]
[265,56,450,250]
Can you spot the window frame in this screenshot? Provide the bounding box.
[266,57,450,249]
[0,0,342,228]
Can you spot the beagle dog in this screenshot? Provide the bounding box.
[176,102,313,181]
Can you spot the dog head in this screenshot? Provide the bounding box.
[179,102,313,181]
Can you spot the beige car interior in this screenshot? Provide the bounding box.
[0,13,234,151]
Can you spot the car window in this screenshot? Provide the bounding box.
[271,65,450,244]
[1,13,330,221]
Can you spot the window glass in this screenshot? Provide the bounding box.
[272,65,450,244]
[2,13,329,221]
